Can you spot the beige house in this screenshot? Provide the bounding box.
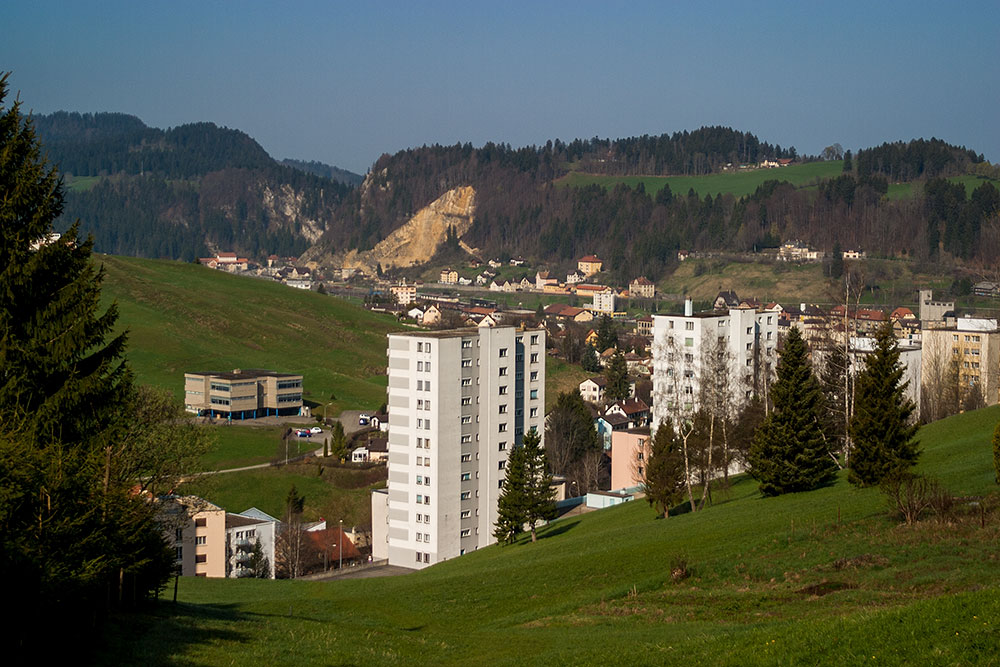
[160,496,227,578]
[922,320,1000,406]
[423,304,442,326]
[184,369,304,419]
[578,255,603,277]
[390,283,417,306]
[439,269,459,284]
[629,276,655,299]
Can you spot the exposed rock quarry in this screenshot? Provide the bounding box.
[339,185,476,273]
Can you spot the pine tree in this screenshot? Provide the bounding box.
[849,323,919,486]
[581,345,601,372]
[605,350,630,401]
[494,430,555,544]
[595,314,618,353]
[0,73,171,654]
[643,420,686,517]
[747,326,837,496]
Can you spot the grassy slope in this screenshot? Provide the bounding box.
[98,255,405,412]
[557,161,845,199]
[104,406,1000,665]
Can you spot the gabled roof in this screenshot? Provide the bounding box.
[630,276,654,286]
[579,255,602,262]
[582,376,607,387]
[614,398,650,415]
[238,507,280,523]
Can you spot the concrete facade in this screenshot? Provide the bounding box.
[161,496,227,578]
[374,326,546,569]
[610,428,651,491]
[184,369,304,419]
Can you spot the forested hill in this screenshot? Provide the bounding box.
[33,112,355,261]
[310,133,998,283]
[281,158,363,187]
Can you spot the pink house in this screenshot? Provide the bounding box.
[610,428,651,491]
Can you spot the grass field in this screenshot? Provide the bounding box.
[98,255,407,412]
[556,161,845,199]
[182,461,385,527]
[196,424,298,471]
[98,405,1000,665]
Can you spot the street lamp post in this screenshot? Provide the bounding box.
[339,519,343,570]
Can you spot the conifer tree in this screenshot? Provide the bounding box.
[992,419,1000,485]
[0,73,171,654]
[494,430,555,544]
[747,326,837,495]
[849,323,919,486]
[643,420,686,517]
[605,350,630,402]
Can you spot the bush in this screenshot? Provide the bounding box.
[880,474,936,525]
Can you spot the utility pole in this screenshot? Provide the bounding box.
[339,519,343,570]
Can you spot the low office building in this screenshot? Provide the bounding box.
[184,368,305,419]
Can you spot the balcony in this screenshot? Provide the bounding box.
[235,551,253,564]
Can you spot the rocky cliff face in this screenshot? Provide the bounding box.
[334,185,476,273]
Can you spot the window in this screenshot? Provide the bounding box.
[746,327,752,335]
[499,404,507,414]
[530,335,539,345]
[461,472,471,481]
[417,418,423,428]
[424,553,429,563]
[425,420,431,430]
[461,453,471,462]
[638,466,644,475]
[498,441,507,451]
[196,536,206,545]
[425,458,431,467]
[426,343,431,353]
[425,362,432,372]
[530,371,538,381]
[746,343,753,350]
[746,359,753,367]
[425,381,431,391]
[175,528,183,540]
[499,347,508,357]
[685,321,694,331]
[415,533,422,543]
[461,491,471,500]
[685,337,694,347]
[461,378,472,386]
[499,367,508,376]
[462,358,472,368]
[530,389,538,400]
[424,496,431,505]
[416,552,423,562]
[460,510,471,519]
[175,546,183,561]
[417,361,423,371]
[417,399,423,410]
[424,514,430,523]
[416,475,423,484]
[424,400,430,410]
[530,353,539,363]
[417,342,423,352]
[416,494,423,503]
[461,434,471,443]
[416,456,423,465]
[424,533,430,542]
[530,407,538,418]
[424,476,431,485]
[461,396,471,406]
[195,518,206,528]
[417,380,423,391]
[499,385,508,395]
[461,529,471,537]
[499,423,508,432]
[461,415,471,424]
[195,554,207,564]
[498,460,506,470]
[462,339,472,348]
[498,479,504,489]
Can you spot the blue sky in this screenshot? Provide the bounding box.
[2,1,997,174]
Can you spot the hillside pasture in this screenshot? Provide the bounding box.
[100,406,1000,665]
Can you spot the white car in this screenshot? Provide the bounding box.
[310,426,323,434]
[358,413,370,426]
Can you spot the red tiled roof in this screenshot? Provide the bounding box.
[579,255,602,262]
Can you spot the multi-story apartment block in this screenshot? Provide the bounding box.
[629,276,655,299]
[226,509,278,579]
[184,369,304,419]
[372,326,546,569]
[390,282,417,306]
[591,289,617,315]
[921,318,1000,406]
[651,299,777,428]
[160,496,227,578]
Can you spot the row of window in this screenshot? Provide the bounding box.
[415,532,431,542]
[415,475,431,485]
[416,437,431,449]
[277,393,302,403]
[416,399,431,410]
[276,380,302,389]
[416,418,431,429]
[415,552,431,563]
[415,456,431,466]
[416,380,432,391]
[415,494,431,505]
[417,342,433,352]
[417,361,432,372]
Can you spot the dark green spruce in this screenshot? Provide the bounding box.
[748,326,837,496]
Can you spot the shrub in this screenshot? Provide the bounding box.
[880,474,935,525]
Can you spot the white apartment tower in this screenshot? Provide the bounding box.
[651,299,778,429]
[373,326,546,569]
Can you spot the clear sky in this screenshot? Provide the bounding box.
[2,1,997,174]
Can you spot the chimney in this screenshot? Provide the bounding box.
[684,298,693,317]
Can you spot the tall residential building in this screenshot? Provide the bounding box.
[651,299,778,429]
[921,318,1000,406]
[372,326,546,569]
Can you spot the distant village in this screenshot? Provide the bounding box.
[176,245,1000,576]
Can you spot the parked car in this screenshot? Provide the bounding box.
[358,413,370,426]
[310,426,323,434]
[295,429,311,438]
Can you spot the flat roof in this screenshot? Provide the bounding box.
[186,369,302,380]
[389,325,543,339]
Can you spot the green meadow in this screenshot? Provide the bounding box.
[100,406,1000,665]
[98,255,406,413]
[557,161,845,199]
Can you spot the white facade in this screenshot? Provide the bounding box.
[849,337,922,421]
[651,304,778,428]
[373,326,546,569]
[591,290,616,314]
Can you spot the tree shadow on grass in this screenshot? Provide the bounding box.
[92,601,252,666]
[538,519,580,540]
